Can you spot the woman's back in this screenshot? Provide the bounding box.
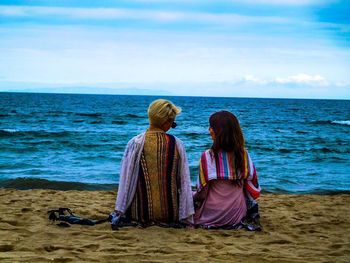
[194,180,246,227]
[193,111,260,228]
[113,99,194,228]
[126,130,181,225]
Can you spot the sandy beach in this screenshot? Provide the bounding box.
[0,189,349,262]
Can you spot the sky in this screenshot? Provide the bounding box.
[0,0,349,99]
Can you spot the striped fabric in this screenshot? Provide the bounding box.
[125,131,180,225]
[244,154,260,200]
[197,149,261,200]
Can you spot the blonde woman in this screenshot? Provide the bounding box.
[112,99,194,228]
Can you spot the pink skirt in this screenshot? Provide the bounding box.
[194,180,247,227]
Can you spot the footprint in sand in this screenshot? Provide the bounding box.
[43,245,66,252]
[0,244,14,252]
[21,207,33,213]
[2,220,19,226]
[82,243,100,251]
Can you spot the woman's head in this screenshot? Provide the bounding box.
[148,99,181,131]
[209,111,245,171]
[209,111,245,152]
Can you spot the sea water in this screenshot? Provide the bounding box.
[0,92,349,194]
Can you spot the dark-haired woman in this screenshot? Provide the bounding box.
[193,111,261,228]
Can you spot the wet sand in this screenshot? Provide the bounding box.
[0,189,349,262]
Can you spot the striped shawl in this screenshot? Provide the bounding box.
[197,149,261,200]
[115,132,194,223]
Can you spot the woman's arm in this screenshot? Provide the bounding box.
[193,184,209,202]
[175,137,195,223]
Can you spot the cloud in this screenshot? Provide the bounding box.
[133,0,332,6]
[243,75,268,85]
[0,5,291,25]
[274,74,329,86]
[241,73,330,86]
[237,0,333,5]
[0,2,348,99]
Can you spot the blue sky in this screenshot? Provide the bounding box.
[0,0,349,98]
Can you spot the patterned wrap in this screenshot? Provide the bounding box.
[126,132,180,224]
[115,132,194,223]
[197,149,261,200]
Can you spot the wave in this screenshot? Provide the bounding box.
[1,178,349,195]
[288,108,300,111]
[0,163,40,169]
[274,129,288,133]
[60,141,119,150]
[0,129,19,137]
[296,130,308,134]
[124,113,142,118]
[331,120,350,126]
[252,145,345,154]
[252,146,297,153]
[90,121,103,124]
[0,128,19,133]
[262,187,350,195]
[184,132,203,139]
[277,148,293,153]
[112,120,127,125]
[314,147,332,153]
[311,120,350,126]
[47,110,73,114]
[308,146,348,154]
[0,129,71,138]
[35,131,71,138]
[75,113,103,117]
[0,178,116,191]
[0,114,11,117]
[310,120,332,125]
[22,140,55,145]
[310,155,348,162]
[44,111,75,117]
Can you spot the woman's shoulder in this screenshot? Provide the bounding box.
[134,132,146,140]
[200,149,212,159]
[126,132,146,146]
[171,134,184,145]
[244,148,252,158]
[202,149,211,154]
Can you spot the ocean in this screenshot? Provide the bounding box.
[0,92,349,194]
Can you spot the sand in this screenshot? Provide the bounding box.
[0,189,349,262]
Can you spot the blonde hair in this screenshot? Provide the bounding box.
[148,99,181,127]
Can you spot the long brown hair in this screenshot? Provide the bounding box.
[209,111,245,173]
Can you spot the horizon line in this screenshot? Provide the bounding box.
[1,90,349,101]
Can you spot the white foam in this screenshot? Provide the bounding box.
[2,129,19,133]
[331,120,350,126]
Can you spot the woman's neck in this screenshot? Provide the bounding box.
[148,125,165,132]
